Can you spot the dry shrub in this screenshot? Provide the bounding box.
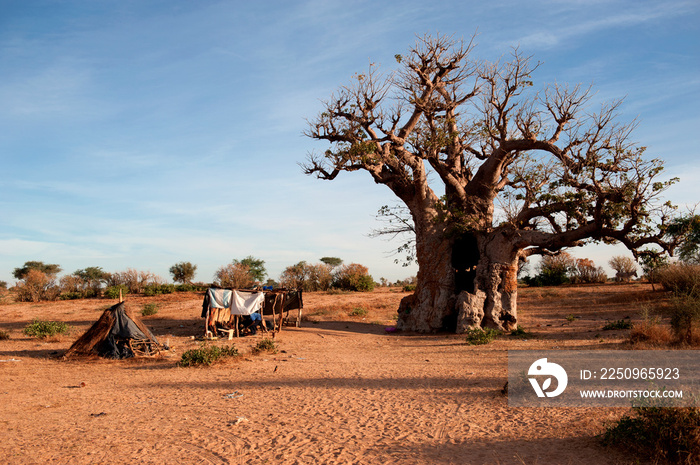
[572,258,608,284]
[215,263,254,288]
[656,264,700,344]
[657,263,700,295]
[59,275,83,294]
[670,291,700,345]
[15,270,60,302]
[609,255,638,275]
[280,262,335,291]
[603,406,700,464]
[629,319,673,346]
[279,261,307,290]
[306,263,333,291]
[105,269,164,294]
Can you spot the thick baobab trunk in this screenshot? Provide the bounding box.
[396,225,457,332]
[397,228,519,333]
[455,235,519,332]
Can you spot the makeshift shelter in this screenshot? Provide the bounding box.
[201,288,303,337]
[280,290,303,327]
[64,302,162,359]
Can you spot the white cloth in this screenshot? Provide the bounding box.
[230,290,265,316]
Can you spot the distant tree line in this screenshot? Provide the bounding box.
[7,261,207,302]
[4,255,397,302]
[278,259,376,292]
[517,214,700,288]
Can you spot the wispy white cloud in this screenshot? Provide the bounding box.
[503,1,697,50]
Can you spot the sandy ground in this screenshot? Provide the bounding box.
[0,284,676,464]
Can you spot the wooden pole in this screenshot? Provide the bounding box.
[272,294,277,332]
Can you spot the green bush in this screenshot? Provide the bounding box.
[523,268,570,287]
[403,284,416,292]
[143,285,158,296]
[174,283,207,292]
[510,325,533,338]
[523,252,576,287]
[602,405,700,464]
[333,263,375,292]
[465,327,499,345]
[141,303,159,316]
[252,338,278,354]
[602,319,633,330]
[0,329,10,340]
[60,291,83,300]
[104,285,128,299]
[356,275,375,291]
[143,283,175,296]
[178,344,239,367]
[23,320,70,338]
[349,307,368,317]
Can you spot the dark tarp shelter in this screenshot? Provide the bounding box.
[64,302,161,359]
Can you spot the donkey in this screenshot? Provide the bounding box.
[615,270,638,283]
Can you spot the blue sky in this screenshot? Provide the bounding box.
[1,0,698,285]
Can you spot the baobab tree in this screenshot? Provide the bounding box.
[303,34,676,333]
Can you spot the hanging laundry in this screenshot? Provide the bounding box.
[230,290,266,316]
[208,288,233,309]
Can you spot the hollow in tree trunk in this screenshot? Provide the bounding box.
[397,229,519,333]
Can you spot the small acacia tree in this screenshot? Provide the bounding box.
[279,261,308,290]
[638,249,669,290]
[279,261,334,291]
[169,261,197,284]
[215,263,254,288]
[13,261,61,280]
[320,257,343,268]
[307,263,334,291]
[233,256,267,284]
[666,214,700,264]
[74,266,107,296]
[303,34,675,332]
